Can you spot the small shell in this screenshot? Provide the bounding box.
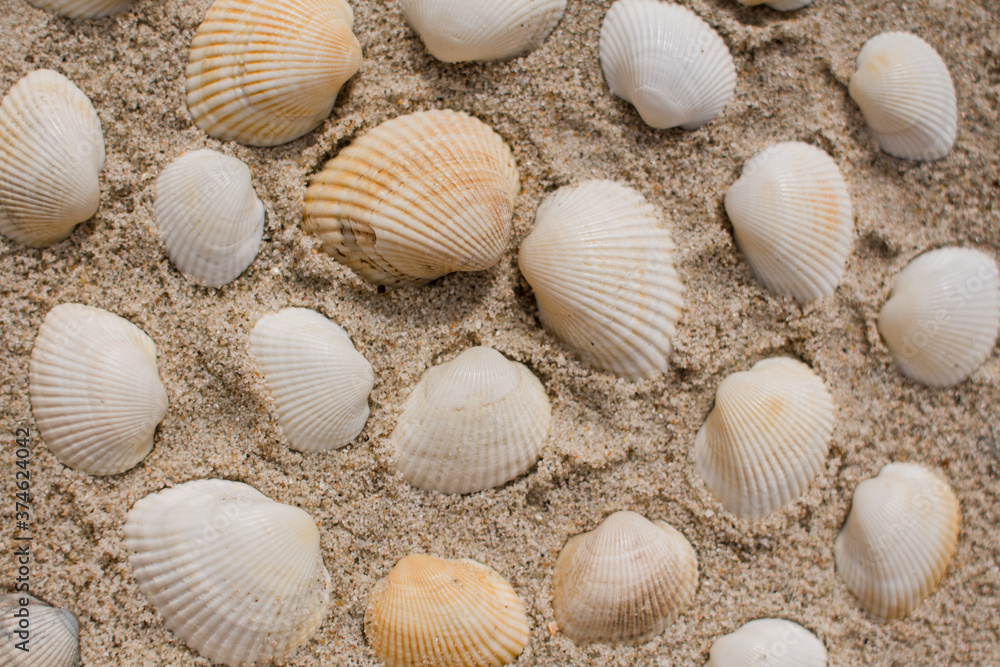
[124,479,332,666]
[0,595,80,667]
[849,32,957,160]
[517,179,684,381]
[877,247,1000,387]
[29,304,168,476]
[249,308,373,452]
[706,619,827,667]
[735,0,812,11]
[599,0,736,130]
[365,554,529,667]
[834,463,960,621]
[303,110,520,286]
[26,0,133,18]
[724,142,853,303]
[552,511,698,645]
[0,70,105,248]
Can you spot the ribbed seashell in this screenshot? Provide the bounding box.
[552,511,698,645]
[303,110,520,286]
[849,32,957,160]
[599,0,736,130]
[365,554,529,667]
[724,142,853,303]
[0,69,104,248]
[26,0,133,18]
[29,304,168,476]
[706,619,827,667]
[124,479,332,666]
[735,0,812,11]
[391,346,550,494]
[0,595,80,667]
[877,247,1000,387]
[186,0,363,147]
[249,308,373,452]
[834,463,960,621]
[517,180,684,381]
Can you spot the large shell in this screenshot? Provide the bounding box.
[0,594,80,667]
[0,69,105,248]
[705,618,827,666]
[365,554,529,667]
[26,0,133,18]
[186,0,363,147]
[599,0,736,130]
[724,142,853,303]
[124,479,332,666]
[877,247,1000,387]
[834,463,960,621]
[517,179,684,381]
[552,511,698,645]
[303,110,520,286]
[29,303,168,476]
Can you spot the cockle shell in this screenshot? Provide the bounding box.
[735,0,812,11]
[0,594,80,667]
[599,0,736,130]
[124,479,332,666]
[706,619,827,666]
[249,308,373,452]
[834,463,960,621]
[186,0,363,147]
[552,511,698,645]
[29,304,168,476]
[365,554,529,667]
[26,0,133,18]
[0,69,104,248]
[724,142,853,303]
[877,247,1000,387]
[517,179,684,381]
[303,109,520,286]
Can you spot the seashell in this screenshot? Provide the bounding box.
[552,511,698,645]
[29,304,168,476]
[877,247,1000,387]
[0,69,105,248]
[734,0,812,10]
[365,553,529,667]
[849,32,957,160]
[706,618,827,667]
[391,346,550,494]
[0,594,80,667]
[249,307,373,452]
[400,0,567,63]
[599,0,736,130]
[186,0,363,147]
[517,179,684,381]
[303,110,520,286]
[124,479,332,666]
[26,0,133,18]
[834,462,960,621]
[724,142,853,303]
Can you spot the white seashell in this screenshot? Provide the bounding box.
[391,346,550,494]
[724,142,853,303]
[186,0,363,147]
[877,247,1000,387]
[517,180,684,381]
[0,594,80,667]
[303,110,520,286]
[735,0,812,11]
[0,70,105,248]
[124,479,332,666]
[706,618,827,666]
[849,32,957,160]
[599,0,736,130]
[29,304,168,476]
[26,0,133,18]
[249,308,373,452]
[834,462,960,621]
[552,511,698,645]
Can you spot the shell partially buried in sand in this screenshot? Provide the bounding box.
[705,618,828,666]
[0,594,81,667]
[26,0,134,18]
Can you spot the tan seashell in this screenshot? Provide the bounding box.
[706,618,827,666]
[0,594,80,667]
[26,0,133,18]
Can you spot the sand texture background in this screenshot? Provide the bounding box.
[2,0,999,664]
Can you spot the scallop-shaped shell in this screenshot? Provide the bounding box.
[0,595,80,667]
[834,463,960,621]
[849,32,957,160]
[124,479,332,666]
[706,619,827,667]
[365,554,529,667]
[517,180,684,381]
[186,0,363,147]
[599,0,736,130]
[400,0,567,63]
[877,247,1000,387]
[724,142,853,303]
[0,69,105,248]
[391,346,550,494]
[735,0,812,11]
[29,304,168,476]
[249,308,373,452]
[26,0,133,18]
[303,110,520,286]
[552,511,698,645]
